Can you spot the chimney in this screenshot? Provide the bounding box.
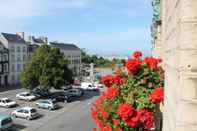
[16,32,25,39]
[40,36,48,44]
[28,36,35,45]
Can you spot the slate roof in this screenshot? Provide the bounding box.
[1,33,26,44]
[33,38,45,43]
[0,41,8,52]
[50,42,80,51]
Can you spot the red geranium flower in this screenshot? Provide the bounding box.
[149,87,164,103]
[117,103,135,120]
[112,118,120,126]
[102,75,114,87]
[137,109,155,130]
[144,57,161,70]
[101,124,112,131]
[114,75,124,86]
[126,59,142,74]
[133,51,143,59]
[91,107,103,129]
[106,87,119,99]
[126,111,140,128]
[115,128,123,131]
[100,109,109,120]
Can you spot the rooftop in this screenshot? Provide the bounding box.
[33,38,45,43]
[1,33,26,44]
[50,42,80,51]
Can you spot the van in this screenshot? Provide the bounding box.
[0,114,13,130]
[81,82,98,90]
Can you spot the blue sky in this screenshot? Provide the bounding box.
[0,0,152,56]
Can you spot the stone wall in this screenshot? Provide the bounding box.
[162,0,197,130]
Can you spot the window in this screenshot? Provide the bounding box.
[12,64,15,72]
[23,47,26,52]
[1,118,12,126]
[3,54,8,61]
[0,65,2,72]
[11,54,15,61]
[17,55,21,61]
[17,64,21,71]
[12,75,15,82]
[11,46,15,52]
[17,46,20,52]
[3,64,8,72]
[23,55,26,61]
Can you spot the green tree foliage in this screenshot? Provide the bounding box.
[21,45,73,90]
[81,49,118,68]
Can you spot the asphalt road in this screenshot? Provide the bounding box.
[0,88,100,131]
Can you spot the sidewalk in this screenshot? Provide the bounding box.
[0,85,21,93]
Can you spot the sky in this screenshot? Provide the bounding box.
[0,0,153,56]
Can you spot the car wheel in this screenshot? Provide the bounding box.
[48,107,52,111]
[64,99,68,103]
[26,116,30,120]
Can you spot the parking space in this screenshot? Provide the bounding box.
[0,88,100,131]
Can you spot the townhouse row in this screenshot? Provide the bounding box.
[0,32,81,87]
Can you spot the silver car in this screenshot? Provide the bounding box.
[11,107,39,120]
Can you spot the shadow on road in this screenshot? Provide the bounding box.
[79,90,101,101]
[0,85,21,93]
[12,124,26,131]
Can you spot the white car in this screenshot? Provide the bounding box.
[0,98,17,108]
[81,82,99,90]
[11,107,39,120]
[16,92,36,101]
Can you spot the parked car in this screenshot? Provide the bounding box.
[64,88,84,102]
[11,107,39,120]
[30,88,51,98]
[0,98,17,108]
[36,100,59,110]
[0,114,13,130]
[62,85,72,91]
[49,93,67,103]
[16,92,36,101]
[81,82,99,90]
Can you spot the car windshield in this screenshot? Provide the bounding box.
[24,93,30,96]
[5,99,12,103]
[30,109,37,113]
[1,117,12,126]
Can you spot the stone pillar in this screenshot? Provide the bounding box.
[162,0,197,130]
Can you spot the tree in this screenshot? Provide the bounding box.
[21,45,73,90]
[81,49,92,64]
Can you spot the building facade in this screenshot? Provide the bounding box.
[0,42,9,87]
[0,33,28,85]
[151,0,197,130]
[50,42,81,76]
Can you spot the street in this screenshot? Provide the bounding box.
[0,88,100,131]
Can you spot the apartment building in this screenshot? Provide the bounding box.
[0,42,9,87]
[0,33,28,85]
[49,42,81,76]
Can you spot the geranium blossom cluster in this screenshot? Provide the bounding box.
[92,51,164,131]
